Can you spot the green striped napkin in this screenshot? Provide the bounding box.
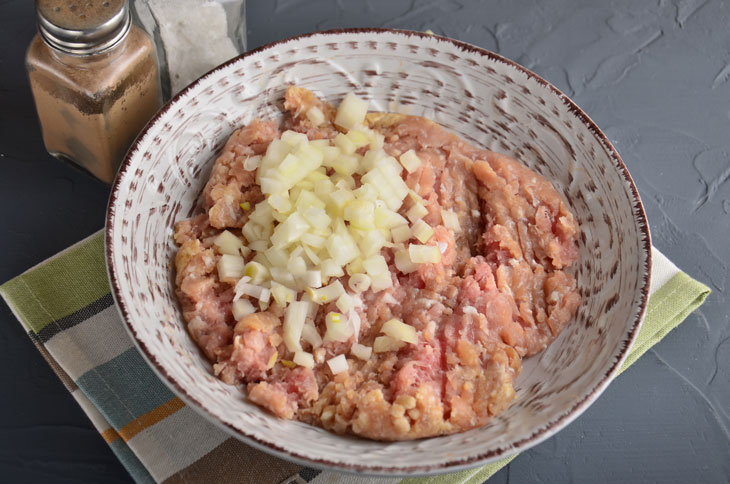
[0,231,710,484]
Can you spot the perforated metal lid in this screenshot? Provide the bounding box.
[36,0,130,55]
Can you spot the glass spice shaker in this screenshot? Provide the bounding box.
[26,0,162,183]
[131,0,246,100]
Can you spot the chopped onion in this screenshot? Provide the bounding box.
[271,282,296,307]
[305,106,325,126]
[399,149,421,173]
[333,132,357,154]
[324,311,352,342]
[394,249,419,274]
[287,256,307,277]
[308,280,345,304]
[441,208,461,232]
[244,261,268,284]
[293,351,315,368]
[327,354,349,374]
[391,224,412,244]
[232,298,256,320]
[409,244,442,264]
[243,154,262,171]
[334,93,368,130]
[411,219,435,243]
[303,270,322,288]
[336,293,355,314]
[381,318,418,344]
[271,212,310,248]
[350,343,372,361]
[348,273,371,293]
[407,201,429,222]
[283,301,310,352]
[214,230,245,256]
[373,335,404,353]
[301,322,323,348]
[217,254,246,283]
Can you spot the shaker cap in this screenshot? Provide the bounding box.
[36,0,130,55]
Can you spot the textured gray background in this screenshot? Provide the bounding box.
[1,0,729,483]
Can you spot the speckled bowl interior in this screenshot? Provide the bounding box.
[106,29,651,475]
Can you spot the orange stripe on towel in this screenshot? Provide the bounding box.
[118,397,186,442]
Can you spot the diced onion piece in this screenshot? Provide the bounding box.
[326,354,349,374]
[363,255,389,279]
[303,270,322,288]
[333,132,356,155]
[303,246,321,265]
[243,154,262,171]
[271,212,310,248]
[329,188,354,211]
[370,132,385,150]
[280,130,308,147]
[270,267,296,287]
[271,282,296,307]
[308,280,345,304]
[324,311,352,342]
[348,273,371,293]
[321,146,340,164]
[268,193,292,213]
[411,219,435,243]
[394,249,419,274]
[301,206,331,229]
[346,130,370,149]
[321,258,345,279]
[351,343,372,361]
[441,208,461,232]
[301,232,327,249]
[214,230,245,256]
[346,257,364,276]
[335,293,355,314]
[287,256,307,277]
[244,261,269,285]
[407,201,429,222]
[381,318,418,344]
[283,301,310,352]
[374,206,408,229]
[399,149,422,173]
[358,229,386,257]
[305,106,325,126]
[370,273,393,292]
[330,153,359,176]
[248,240,268,252]
[391,224,412,244]
[217,254,246,283]
[326,232,359,266]
[231,299,256,320]
[295,189,326,210]
[409,244,442,264]
[264,246,289,267]
[293,351,315,368]
[301,322,323,348]
[335,93,368,130]
[258,288,271,309]
[373,335,404,353]
[344,199,375,230]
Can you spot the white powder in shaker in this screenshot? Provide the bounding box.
[146,0,239,94]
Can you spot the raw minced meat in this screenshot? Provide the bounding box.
[173,87,581,441]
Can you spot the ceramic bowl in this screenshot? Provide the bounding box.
[106,29,651,475]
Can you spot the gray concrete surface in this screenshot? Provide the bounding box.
[1,0,728,482]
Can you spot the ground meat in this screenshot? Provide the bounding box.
[173,87,581,441]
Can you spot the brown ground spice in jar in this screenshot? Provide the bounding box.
[27,1,161,183]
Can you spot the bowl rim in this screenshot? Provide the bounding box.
[105,27,652,476]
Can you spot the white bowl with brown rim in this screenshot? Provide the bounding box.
[105,29,651,475]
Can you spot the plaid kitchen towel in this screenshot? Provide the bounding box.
[0,231,710,484]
